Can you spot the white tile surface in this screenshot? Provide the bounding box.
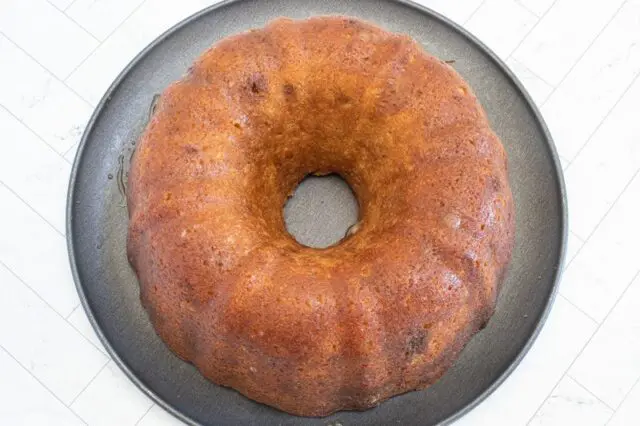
[561,172,640,322]
[564,231,583,269]
[66,0,146,41]
[454,296,597,425]
[542,0,640,161]
[0,263,108,405]
[64,142,80,163]
[0,107,70,234]
[563,75,640,240]
[71,361,153,426]
[0,347,84,426]
[465,0,538,59]
[0,35,93,154]
[417,0,484,24]
[516,0,556,17]
[506,57,554,106]
[137,404,183,426]
[0,0,98,79]
[512,0,626,85]
[48,0,76,11]
[569,274,640,409]
[529,376,613,426]
[2,0,640,424]
[0,184,79,317]
[608,379,640,426]
[67,306,107,355]
[64,143,80,164]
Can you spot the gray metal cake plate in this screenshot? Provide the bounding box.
[66,0,567,424]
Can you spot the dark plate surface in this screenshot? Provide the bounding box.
[66,0,567,424]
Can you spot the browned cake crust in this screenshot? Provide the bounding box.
[127,16,515,417]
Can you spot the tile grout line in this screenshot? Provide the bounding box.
[68,361,110,408]
[62,294,107,356]
[564,70,640,170]
[526,374,616,425]
[505,0,560,62]
[66,321,107,356]
[0,180,65,238]
[63,148,77,165]
[527,268,640,424]
[561,232,586,272]
[62,0,149,83]
[0,30,95,108]
[45,0,70,14]
[562,166,640,270]
[64,0,79,12]
[507,56,556,90]
[569,230,586,243]
[605,376,640,425]
[0,258,108,356]
[134,402,154,425]
[60,38,102,83]
[567,374,616,411]
[66,303,81,320]
[562,248,581,275]
[537,0,629,110]
[61,0,149,44]
[514,0,543,18]
[63,142,79,158]
[0,344,88,425]
[512,4,540,36]
[558,294,599,326]
[60,8,105,45]
[0,104,75,170]
[42,0,101,44]
[566,269,640,412]
[462,0,488,25]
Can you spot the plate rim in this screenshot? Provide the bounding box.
[66,0,568,424]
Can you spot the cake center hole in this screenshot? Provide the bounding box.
[284,174,359,248]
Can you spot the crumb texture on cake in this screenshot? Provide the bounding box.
[127,16,515,417]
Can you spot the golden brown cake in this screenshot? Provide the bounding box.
[127,16,515,417]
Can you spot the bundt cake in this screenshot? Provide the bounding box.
[127,16,514,417]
